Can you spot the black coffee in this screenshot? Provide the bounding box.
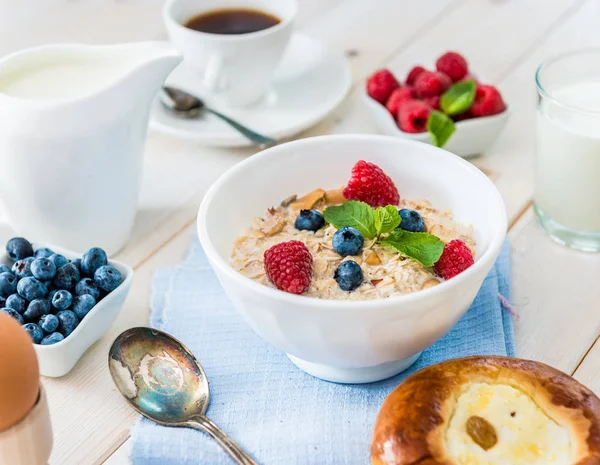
[185,8,280,35]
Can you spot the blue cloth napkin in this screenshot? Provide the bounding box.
[131,238,513,465]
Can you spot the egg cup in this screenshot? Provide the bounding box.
[0,384,52,465]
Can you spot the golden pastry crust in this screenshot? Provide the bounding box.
[371,356,600,465]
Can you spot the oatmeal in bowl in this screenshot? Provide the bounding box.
[198,134,507,383]
[230,160,476,300]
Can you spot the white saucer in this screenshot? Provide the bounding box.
[150,34,352,147]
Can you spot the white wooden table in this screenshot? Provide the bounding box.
[3,1,600,463]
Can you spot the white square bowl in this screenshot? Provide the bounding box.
[0,244,133,377]
[363,91,510,158]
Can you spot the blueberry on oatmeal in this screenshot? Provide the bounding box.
[332,227,364,257]
[398,209,426,233]
[294,209,325,232]
[334,260,364,292]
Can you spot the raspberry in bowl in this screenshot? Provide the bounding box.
[364,51,509,158]
[197,135,507,383]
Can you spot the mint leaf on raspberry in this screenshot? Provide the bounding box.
[379,230,444,267]
[440,79,476,115]
[427,110,455,148]
[374,206,400,235]
[323,201,377,238]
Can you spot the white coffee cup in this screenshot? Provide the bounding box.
[164,0,296,107]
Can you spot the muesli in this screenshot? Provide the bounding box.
[230,160,475,300]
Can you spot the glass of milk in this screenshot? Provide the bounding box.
[535,50,600,251]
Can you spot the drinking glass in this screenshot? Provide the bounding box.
[535,49,600,251]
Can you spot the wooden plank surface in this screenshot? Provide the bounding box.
[2,0,599,463]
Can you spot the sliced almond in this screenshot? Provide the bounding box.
[290,188,326,210]
[280,194,297,207]
[233,236,247,249]
[313,257,328,275]
[365,250,381,265]
[466,416,497,450]
[371,279,383,287]
[324,187,346,205]
[344,256,362,265]
[260,216,286,237]
[421,279,440,290]
[429,223,456,243]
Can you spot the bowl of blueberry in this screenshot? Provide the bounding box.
[0,237,133,377]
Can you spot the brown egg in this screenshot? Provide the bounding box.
[0,313,40,431]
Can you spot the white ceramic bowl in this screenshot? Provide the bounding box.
[363,91,509,158]
[197,135,507,383]
[0,245,134,377]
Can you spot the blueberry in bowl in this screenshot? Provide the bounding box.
[30,258,57,281]
[294,209,325,232]
[398,209,426,233]
[6,237,33,261]
[334,260,364,291]
[51,290,73,311]
[332,227,364,257]
[0,238,133,377]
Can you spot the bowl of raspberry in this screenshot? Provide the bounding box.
[0,237,134,377]
[197,134,507,383]
[364,51,509,158]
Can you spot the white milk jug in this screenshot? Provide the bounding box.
[0,42,181,254]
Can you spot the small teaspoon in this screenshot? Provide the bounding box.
[160,86,277,148]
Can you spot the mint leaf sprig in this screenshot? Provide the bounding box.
[323,201,399,239]
[440,79,476,115]
[380,229,444,268]
[426,79,477,148]
[323,201,444,267]
[427,111,455,148]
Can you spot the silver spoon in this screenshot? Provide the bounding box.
[108,327,258,465]
[160,86,276,147]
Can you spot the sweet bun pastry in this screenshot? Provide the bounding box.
[372,356,600,465]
